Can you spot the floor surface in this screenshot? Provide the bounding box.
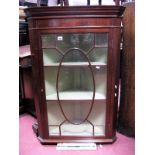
[19,114,135,155]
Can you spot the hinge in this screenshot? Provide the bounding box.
[115,84,118,97]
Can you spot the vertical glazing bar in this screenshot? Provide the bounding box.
[87,120,95,136]
[86,33,95,55]
[59,120,66,136]
[59,126,61,136]
[93,125,95,136]
[94,33,96,47]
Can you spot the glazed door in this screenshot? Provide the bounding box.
[40,32,110,137]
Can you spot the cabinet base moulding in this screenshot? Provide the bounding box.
[32,122,116,144]
[37,136,116,144]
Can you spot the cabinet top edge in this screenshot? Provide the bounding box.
[25,6,125,18]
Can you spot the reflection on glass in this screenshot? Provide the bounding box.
[95,33,108,47]
[60,102,91,124]
[57,33,94,52]
[42,34,56,48]
[63,49,87,62]
[44,67,58,97]
[42,33,108,65]
[89,47,107,65]
[43,49,62,65]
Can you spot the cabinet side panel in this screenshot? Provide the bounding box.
[28,19,47,138]
[112,26,121,137]
[106,18,122,138]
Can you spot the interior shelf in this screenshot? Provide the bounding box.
[44,62,107,67]
[46,91,106,100]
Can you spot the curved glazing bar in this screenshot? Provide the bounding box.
[56,48,96,125]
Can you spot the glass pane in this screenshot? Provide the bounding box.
[58,67,93,100]
[56,33,94,53]
[47,101,106,136]
[42,34,56,48]
[95,33,108,47]
[63,49,87,63]
[92,66,107,98]
[89,47,108,65]
[44,67,57,98]
[47,101,64,126]
[61,121,93,136]
[60,101,92,124]
[83,101,106,136]
[43,49,62,65]
[49,126,59,136]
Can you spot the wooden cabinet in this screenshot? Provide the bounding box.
[25,5,125,144]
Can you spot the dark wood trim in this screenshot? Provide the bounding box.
[38,136,117,144]
[29,26,122,30]
[25,6,125,18]
[37,31,50,138]
[27,15,124,20]
[105,29,114,138]
[111,21,122,138]
[28,21,46,138]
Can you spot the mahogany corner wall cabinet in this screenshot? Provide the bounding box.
[25,5,125,144]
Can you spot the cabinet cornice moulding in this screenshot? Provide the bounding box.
[25,6,125,18]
